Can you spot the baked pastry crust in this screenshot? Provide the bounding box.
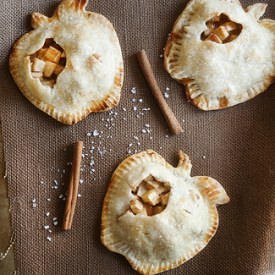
[101,150,229,275]
[164,0,275,110]
[9,0,123,125]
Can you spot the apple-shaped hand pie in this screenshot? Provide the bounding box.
[101,150,229,274]
[164,0,275,110]
[9,0,123,125]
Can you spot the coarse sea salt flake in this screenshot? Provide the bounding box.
[93,130,100,137]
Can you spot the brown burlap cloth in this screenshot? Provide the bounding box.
[0,0,275,274]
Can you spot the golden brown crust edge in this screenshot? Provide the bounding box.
[164,1,275,111]
[101,150,229,275]
[9,0,124,125]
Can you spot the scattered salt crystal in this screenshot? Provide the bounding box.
[142,129,147,134]
[133,106,137,111]
[58,194,64,199]
[164,92,169,98]
[32,199,36,203]
[145,124,150,128]
[44,225,50,230]
[32,203,37,208]
[53,180,58,185]
[47,198,51,202]
[122,107,127,111]
[53,221,58,226]
[139,99,143,103]
[93,130,100,137]
[87,132,92,137]
[165,87,170,91]
[62,170,66,174]
[77,194,82,198]
[202,155,206,159]
[132,98,137,102]
[150,137,153,140]
[45,212,50,217]
[40,181,44,184]
[48,230,52,233]
[47,237,52,242]
[80,179,84,184]
[53,217,58,221]
[165,135,169,138]
[131,87,137,94]
[160,54,164,58]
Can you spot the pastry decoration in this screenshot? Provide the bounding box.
[101,150,229,274]
[10,0,123,125]
[164,0,275,110]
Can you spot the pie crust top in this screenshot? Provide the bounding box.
[164,0,275,110]
[9,0,123,125]
[101,150,229,275]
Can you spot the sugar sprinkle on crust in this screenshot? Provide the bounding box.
[101,150,229,274]
[164,0,275,111]
[9,0,124,125]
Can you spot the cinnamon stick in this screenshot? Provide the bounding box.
[136,50,183,135]
[62,141,83,231]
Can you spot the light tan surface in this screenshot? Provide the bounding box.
[9,0,124,125]
[0,124,15,275]
[164,0,275,110]
[101,150,229,274]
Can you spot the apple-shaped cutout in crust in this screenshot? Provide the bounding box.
[101,150,229,275]
[9,0,123,125]
[164,0,275,111]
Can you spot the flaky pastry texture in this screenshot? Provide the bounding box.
[164,0,275,110]
[101,150,229,275]
[10,0,123,124]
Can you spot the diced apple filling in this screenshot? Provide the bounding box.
[130,176,170,216]
[201,14,242,44]
[30,38,66,86]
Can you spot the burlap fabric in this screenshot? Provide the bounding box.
[0,0,274,274]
